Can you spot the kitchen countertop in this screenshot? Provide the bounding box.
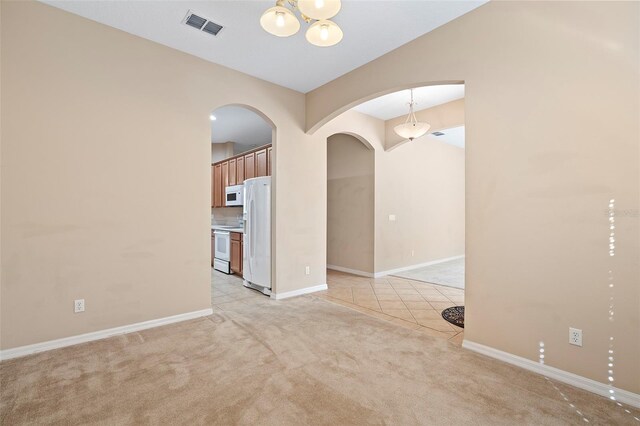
[211,225,243,233]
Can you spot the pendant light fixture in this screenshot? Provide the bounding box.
[259,4,300,37]
[297,0,341,20]
[394,89,431,141]
[261,0,343,47]
[306,19,343,47]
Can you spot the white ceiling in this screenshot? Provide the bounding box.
[353,84,464,120]
[211,106,272,147]
[41,1,486,93]
[428,125,465,149]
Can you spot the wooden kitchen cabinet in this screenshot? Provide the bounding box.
[213,163,223,208]
[244,152,256,180]
[212,144,271,208]
[211,164,216,207]
[255,148,267,177]
[230,232,243,275]
[236,156,245,184]
[228,158,236,186]
[221,161,229,189]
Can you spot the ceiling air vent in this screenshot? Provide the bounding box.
[432,131,445,136]
[183,10,223,36]
[202,21,223,36]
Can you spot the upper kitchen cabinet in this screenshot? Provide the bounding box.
[221,161,229,189]
[244,152,256,180]
[255,148,267,177]
[211,143,272,208]
[212,163,223,208]
[228,158,237,186]
[236,156,245,184]
[211,164,216,207]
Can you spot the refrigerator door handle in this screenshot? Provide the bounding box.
[245,184,253,279]
[249,197,255,277]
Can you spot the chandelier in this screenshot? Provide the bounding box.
[260,0,343,47]
[394,89,431,141]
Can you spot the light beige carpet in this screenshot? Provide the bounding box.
[1,296,637,425]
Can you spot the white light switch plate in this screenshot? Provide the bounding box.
[388,214,396,222]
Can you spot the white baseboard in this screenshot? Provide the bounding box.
[272,284,328,300]
[327,264,374,278]
[462,340,640,409]
[0,308,213,361]
[373,255,465,278]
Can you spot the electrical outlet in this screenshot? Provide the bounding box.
[569,327,582,347]
[411,250,415,257]
[305,266,310,275]
[74,299,85,313]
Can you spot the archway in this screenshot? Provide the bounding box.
[209,104,277,301]
[326,132,376,277]
[307,80,463,134]
[317,85,466,340]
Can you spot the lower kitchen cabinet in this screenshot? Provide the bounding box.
[230,232,243,275]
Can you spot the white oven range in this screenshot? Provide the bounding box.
[213,230,231,274]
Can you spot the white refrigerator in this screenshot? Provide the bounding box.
[242,176,271,295]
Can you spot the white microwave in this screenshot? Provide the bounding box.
[225,184,244,207]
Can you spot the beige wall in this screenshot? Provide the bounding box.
[0,1,326,349]
[375,138,465,273]
[0,0,3,341]
[327,133,375,273]
[307,1,640,393]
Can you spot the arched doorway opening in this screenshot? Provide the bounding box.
[307,80,463,134]
[318,84,466,341]
[209,104,276,302]
[326,132,376,276]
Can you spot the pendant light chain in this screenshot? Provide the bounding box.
[405,89,418,126]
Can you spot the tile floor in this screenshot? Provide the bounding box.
[392,257,465,289]
[210,269,269,310]
[316,269,465,344]
[211,268,464,345]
